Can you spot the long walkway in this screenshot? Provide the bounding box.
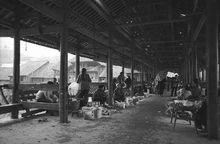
[0,94,219,144]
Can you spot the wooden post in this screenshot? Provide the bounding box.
[207,0,219,139]
[141,64,144,90]
[107,29,113,106]
[122,62,125,75]
[189,54,193,83]
[185,59,188,84]
[11,17,20,119]
[187,56,191,83]
[75,46,80,81]
[59,0,68,123]
[131,47,134,96]
[195,46,198,79]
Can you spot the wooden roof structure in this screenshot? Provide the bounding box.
[0,0,219,139]
[0,0,211,71]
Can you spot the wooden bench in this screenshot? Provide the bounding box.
[0,83,106,117]
[1,84,59,117]
[0,103,24,115]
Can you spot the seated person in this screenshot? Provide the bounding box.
[36,81,58,103]
[178,84,192,100]
[114,84,125,102]
[194,98,207,131]
[93,85,107,105]
[166,84,192,115]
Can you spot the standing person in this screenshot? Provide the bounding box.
[117,72,125,85]
[124,75,131,89]
[166,77,170,91]
[76,68,91,108]
[171,75,178,97]
[190,78,201,100]
[158,78,166,97]
[112,78,117,92]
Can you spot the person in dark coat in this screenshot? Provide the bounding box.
[124,75,131,89]
[171,75,178,97]
[158,78,166,96]
[76,68,91,107]
[93,85,107,105]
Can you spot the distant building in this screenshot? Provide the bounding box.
[3,59,105,84]
[99,67,141,82]
[0,67,12,84]
[53,60,105,82]
[9,60,54,84]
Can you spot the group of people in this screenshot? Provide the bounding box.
[35,67,145,114]
[166,78,207,131]
[156,75,180,97]
[68,68,133,108]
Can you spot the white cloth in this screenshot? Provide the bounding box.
[68,82,79,96]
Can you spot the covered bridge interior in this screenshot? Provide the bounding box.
[0,0,219,139]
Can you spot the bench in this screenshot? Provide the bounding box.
[0,83,106,117]
[1,84,59,117]
[0,103,24,115]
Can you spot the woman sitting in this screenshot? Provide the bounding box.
[177,84,192,100]
[93,85,107,105]
[114,84,125,102]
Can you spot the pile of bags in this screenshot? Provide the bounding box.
[82,106,110,120]
[81,94,149,121]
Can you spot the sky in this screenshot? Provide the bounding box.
[0,37,87,61]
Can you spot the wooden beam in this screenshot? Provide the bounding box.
[0,25,61,37]
[21,102,59,111]
[84,0,148,64]
[146,40,186,44]
[18,0,141,64]
[207,0,219,139]
[192,15,206,42]
[0,104,23,115]
[116,18,188,27]
[19,0,62,22]
[114,13,167,21]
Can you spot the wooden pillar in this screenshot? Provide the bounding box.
[107,30,113,106]
[59,0,68,123]
[207,0,219,139]
[11,18,20,119]
[195,46,198,79]
[75,47,80,81]
[190,55,192,83]
[131,48,134,96]
[122,62,125,74]
[141,64,144,89]
[185,59,188,84]
[188,57,191,83]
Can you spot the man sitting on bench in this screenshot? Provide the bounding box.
[36,81,58,103]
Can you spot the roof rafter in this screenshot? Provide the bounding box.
[116,18,188,27]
